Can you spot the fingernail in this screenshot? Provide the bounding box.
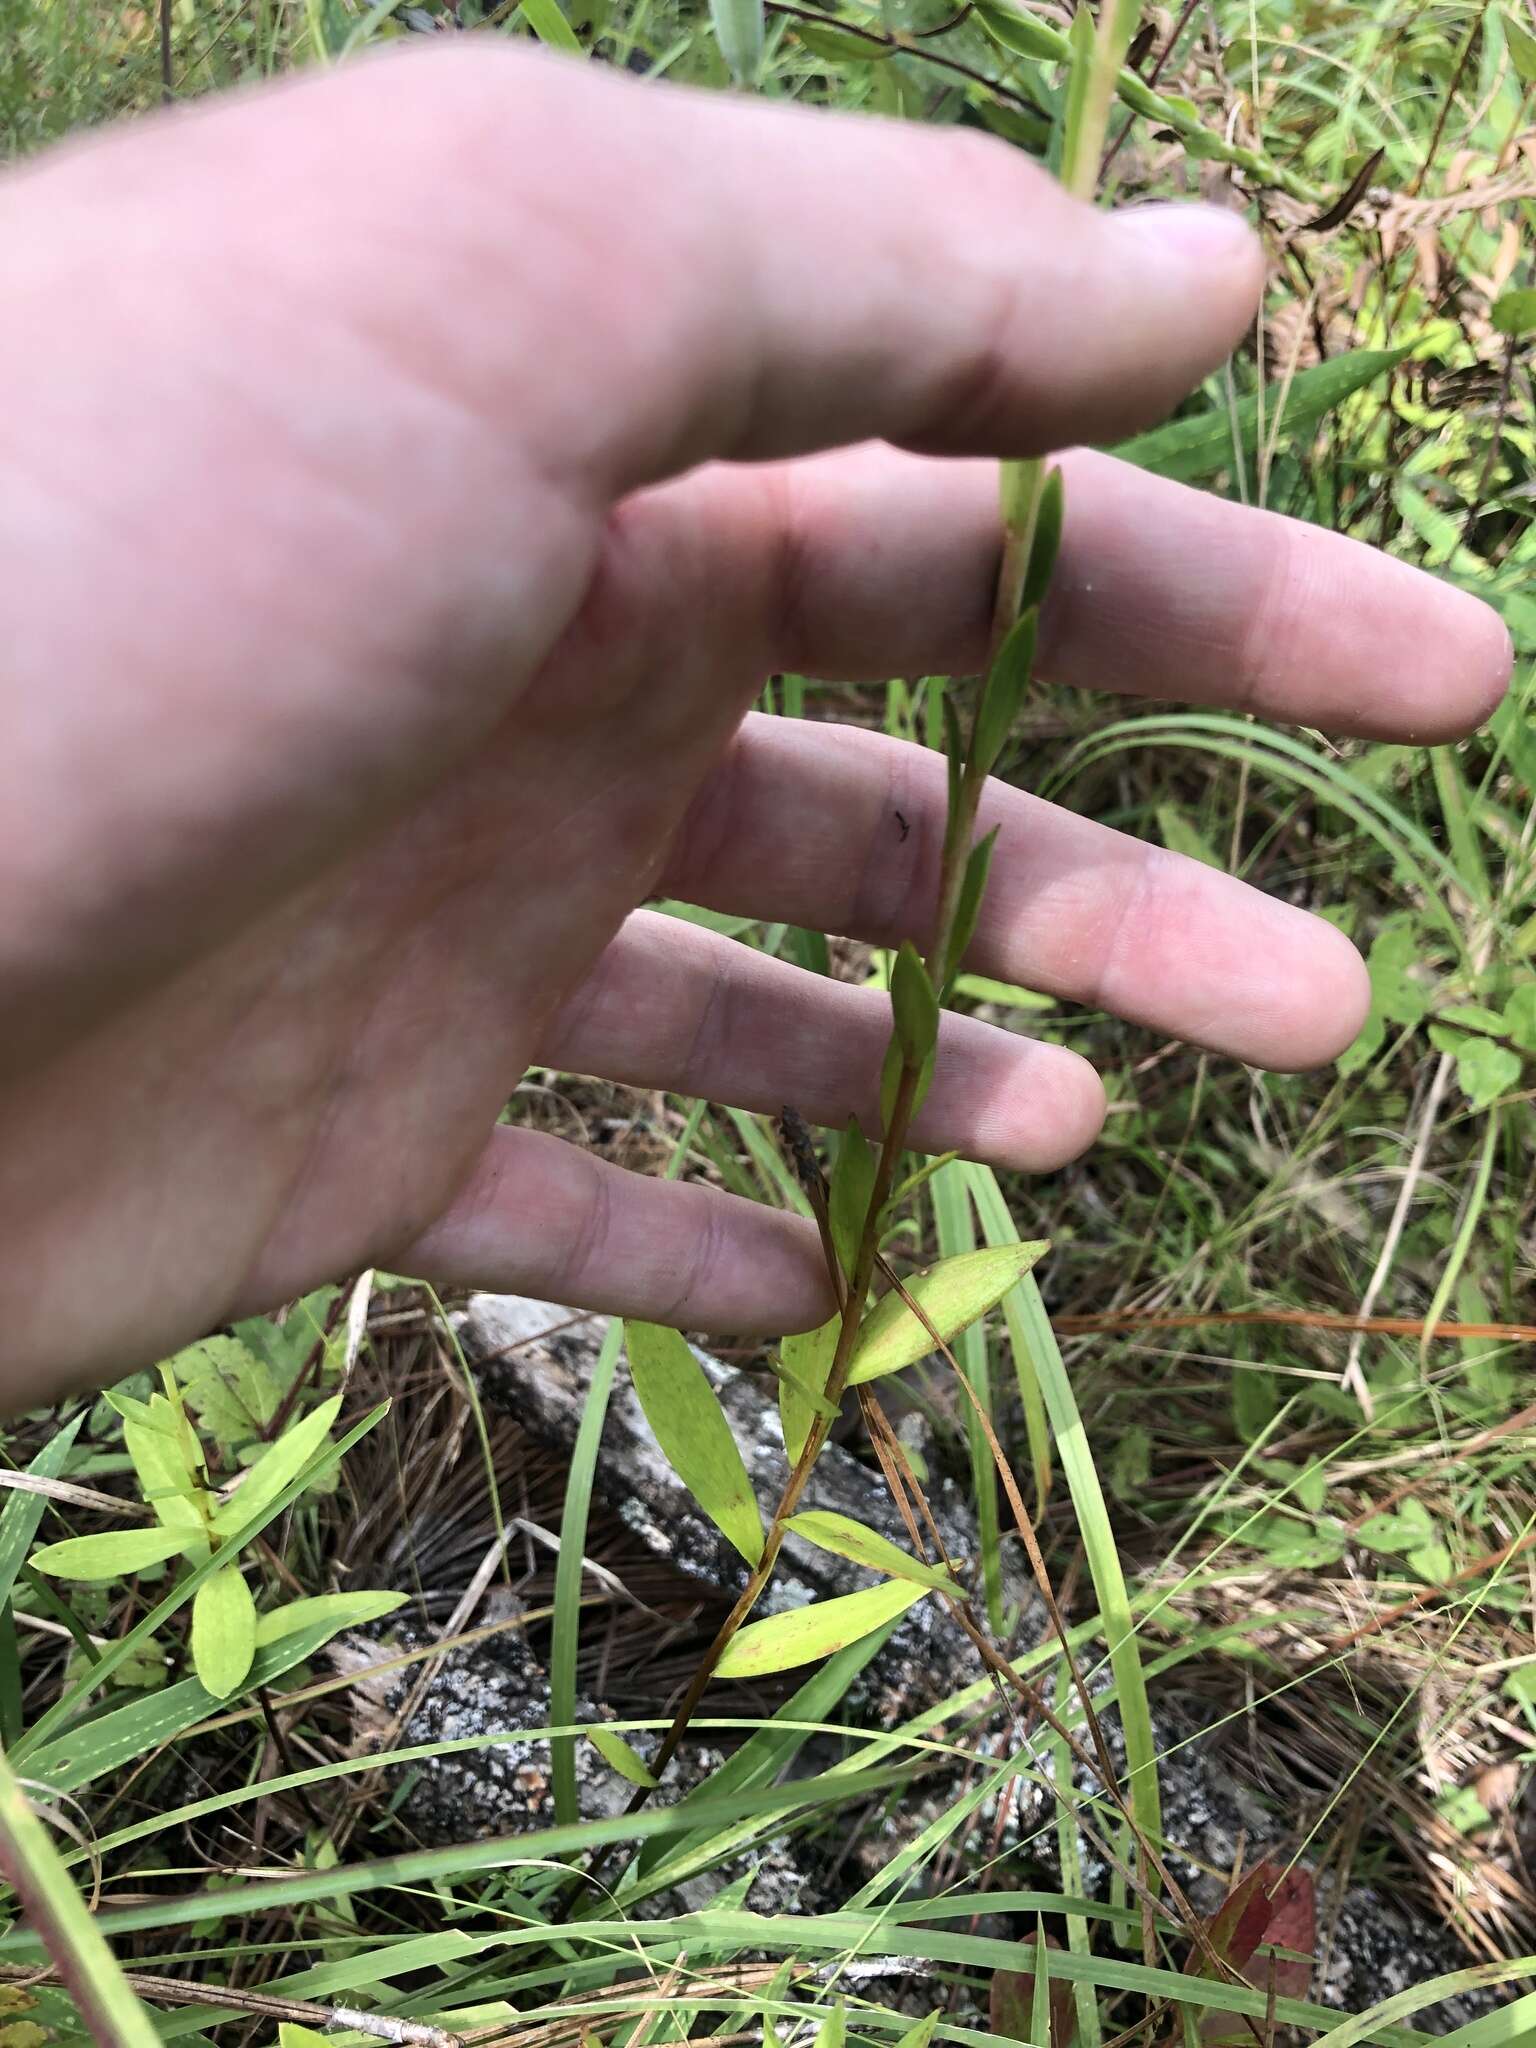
[1116,200,1260,275]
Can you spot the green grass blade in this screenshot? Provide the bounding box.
[1308,1960,1536,2048]
[932,1159,1003,1631]
[551,1314,624,1823]
[0,1415,84,1610]
[1113,346,1412,483]
[21,1607,384,1793]
[0,1741,161,2048]
[964,1163,1162,1869]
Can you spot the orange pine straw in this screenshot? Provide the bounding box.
[1053,1310,1536,1343]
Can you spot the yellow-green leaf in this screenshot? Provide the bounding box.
[847,1242,1049,1384]
[586,1726,658,1788]
[122,1418,208,1552]
[779,1314,840,1464]
[714,1579,928,1679]
[710,0,763,81]
[828,1118,876,1279]
[890,941,940,1065]
[785,1510,960,1593]
[794,18,890,60]
[1491,286,1536,337]
[31,1527,197,1583]
[252,1590,406,1648]
[814,2005,846,2048]
[1506,11,1536,83]
[626,1322,764,1565]
[191,1566,257,1698]
[517,0,583,50]
[971,0,1063,59]
[211,1394,341,1537]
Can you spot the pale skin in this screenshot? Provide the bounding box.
[0,45,1512,1405]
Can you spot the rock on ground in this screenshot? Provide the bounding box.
[462,1291,1042,1722]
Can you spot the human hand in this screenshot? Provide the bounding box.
[0,45,1510,1401]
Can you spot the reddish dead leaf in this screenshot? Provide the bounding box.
[1195,1864,1316,2045]
[990,1944,1077,2048]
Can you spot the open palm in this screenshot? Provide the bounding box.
[0,47,1508,1399]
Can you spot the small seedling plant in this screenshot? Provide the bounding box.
[14,1310,400,1712]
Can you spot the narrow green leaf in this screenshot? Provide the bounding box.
[829,1117,877,1279]
[0,1745,162,2048]
[761,1963,795,2048]
[774,1352,840,1426]
[1114,345,1413,484]
[779,1314,841,1465]
[709,0,764,82]
[101,1391,160,1430]
[894,2017,939,2048]
[970,0,1062,59]
[878,1033,901,1133]
[191,1566,257,1699]
[794,18,890,60]
[1060,2,1097,191]
[945,827,999,993]
[814,2004,846,2048]
[121,1417,208,1552]
[210,1394,341,1537]
[973,608,1038,778]
[785,1510,959,1593]
[279,2027,331,2048]
[552,1315,623,1825]
[517,0,583,50]
[31,1527,196,1583]
[965,1162,1162,1874]
[891,941,940,1064]
[25,1612,377,1793]
[1020,466,1065,614]
[1507,10,1536,81]
[932,1161,1002,1633]
[252,1589,406,1648]
[1491,287,1536,337]
[626,1322,764,1565]
[0,1416,84,1611]
[942,694,965,826]
[714,1579,928,1679]
[847,1242,1049,1385]
[587,1726,659,1788]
